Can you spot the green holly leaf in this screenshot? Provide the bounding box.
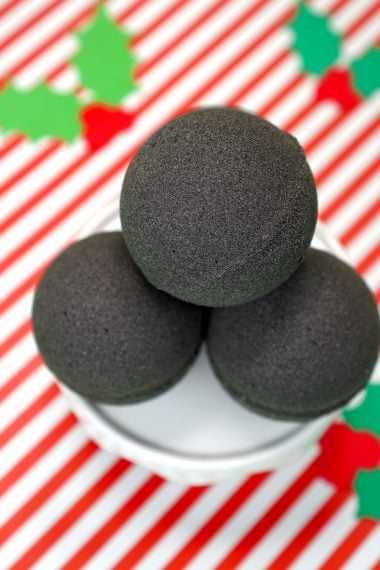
[289,3,341,75]
[71,5,137,105]
[352,48,380,97]
[344,385,380,437]
[0,83,81,142]
[354,469,380,521]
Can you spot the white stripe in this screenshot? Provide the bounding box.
[342,526,380,570]
[1,450,119,568]
[2,335,40,381]
[238,54,301,112]
[1,366,51,430]
[363,262,380,295]
[187,449,319,570]
[48,479,187,570]
[24,467,152,570]
[318,130,379,208]
[47,67,79,92]
[347,214,380,265]
[2,291,34,347]
[0,396,69,477]
[2,135,125,258]
[239,480,333,569]
[311,0,340,13]
[308,94,380,174]
[120,0,178,31]
[1,141,84,221]
[1,139,47,184]
[290,499,358,570]
[268,76,315,127]
[328,173,379,236]
[293,103,337,146]
[343,13,380,60]
[1,425,88,525]
[135,477,246,570]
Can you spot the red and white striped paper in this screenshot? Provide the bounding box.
[1,0,379,568]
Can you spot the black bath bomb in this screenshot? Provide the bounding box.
[207,249,379,421]
[120,106,317,307]
[32,232,202,404]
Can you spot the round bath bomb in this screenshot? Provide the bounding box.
[32,232,202,404]
[207,249,379,421]
[120,107,317,307]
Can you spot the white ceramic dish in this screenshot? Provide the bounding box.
[61,202,356,485]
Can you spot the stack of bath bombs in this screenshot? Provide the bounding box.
[33,107,379,421]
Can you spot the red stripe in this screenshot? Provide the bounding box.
[136,0,226,78]
[61,475,164,570]
[0,134,23,159]
[345,2,380,37]
[315,120,379,186]
[215,461,317,569]
[320,159,379,221]
[357,243,380,275]
[0,0,21,19]
[372,558,380,570]
[1,141,61,199]
[0,354,42,401]
[162,473,269,570]
[375,288,380,304]
[0,383,59,446]
[114,486,209,569]
[304,109,355,155]
[319,519,378,570]
[2,441,99,543]
[267,490,351,570]
[340,199,380,246]
[0,0,64,51]
[0,413,77,494]
[329,0,351,14]
[0,319,32,357]
[283,99,316,134]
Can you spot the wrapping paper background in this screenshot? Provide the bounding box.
[1,0,380,568]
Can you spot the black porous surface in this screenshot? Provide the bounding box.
[207,249,380,421]
[32,232,203,404]
[120,106,318,307]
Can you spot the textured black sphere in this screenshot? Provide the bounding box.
[32,232,202,404]
[207,249,379,421]
[120,107,317,307]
